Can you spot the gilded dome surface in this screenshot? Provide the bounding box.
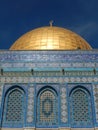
[10,26,92,50]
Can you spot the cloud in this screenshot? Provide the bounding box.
[71,22,98,40]
[69,21,98,48]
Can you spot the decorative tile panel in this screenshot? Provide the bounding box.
[1,62,98,68]
[0,84,3,106]
[1,77,98,84]
[37,87,58,126]
[68,85,93,128]
[0,50,98,63]
[2,87,25,127]
[27,86,35,123]
[60,87,68,123]
[93,84,98,122]
[0,50,98,128]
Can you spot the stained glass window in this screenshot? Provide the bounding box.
[70,86,93,127]
[37,87,58,126]
[3,87,25,125]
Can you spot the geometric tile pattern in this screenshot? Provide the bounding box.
[0,84,3,106]
[1,77,98,84]
[0,70,96,77]
[0,50,98,128]
[1,62,98,68]
[93,84,98,122]
[70,87,93,127]
[27,87,34,123]
[1,50,98,63]
[60,87,68,123]
[3,87,25,125]
[37,88,58,126]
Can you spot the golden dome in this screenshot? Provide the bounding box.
[10,26,92,50]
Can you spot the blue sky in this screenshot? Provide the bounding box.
[0,0,98,49]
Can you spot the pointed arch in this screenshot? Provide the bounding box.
[37,86,58,126]
[69,86,93,127]
[2,85,25,127]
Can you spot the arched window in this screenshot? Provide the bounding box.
[2,86,25,127]
[70,86,93,127]
[37,87,58,126]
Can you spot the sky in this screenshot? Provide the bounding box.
[0,0,98,49]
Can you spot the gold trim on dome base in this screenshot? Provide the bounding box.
[9,26,92,50]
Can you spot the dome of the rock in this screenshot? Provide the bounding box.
[10,26,92,50]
